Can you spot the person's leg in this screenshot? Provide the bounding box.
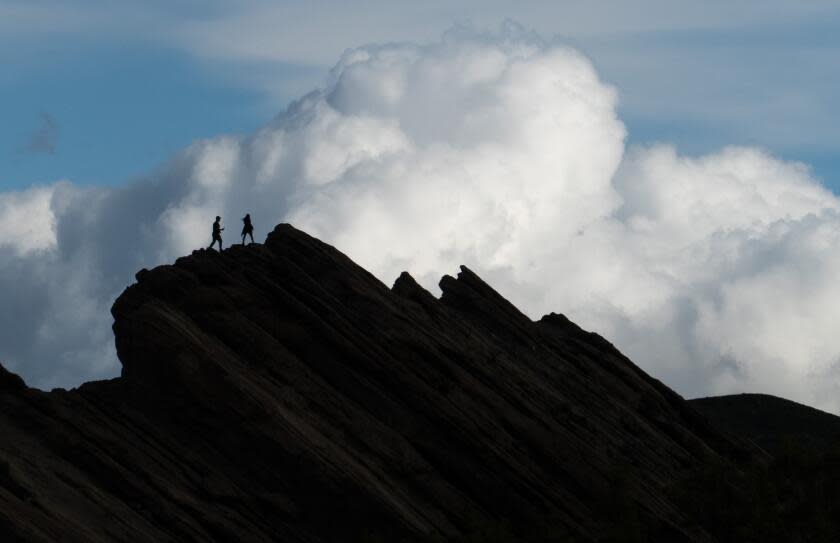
[248,232,254,244]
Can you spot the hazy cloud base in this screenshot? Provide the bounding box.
[2,24,840,411]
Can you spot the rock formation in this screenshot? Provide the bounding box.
[0,224,757,542]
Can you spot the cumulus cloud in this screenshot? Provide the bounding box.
[0,186,57,254]
[2,23,840,412]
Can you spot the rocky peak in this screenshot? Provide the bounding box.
[0,224,758,542]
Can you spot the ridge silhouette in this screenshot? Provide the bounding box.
[0,224,794,542]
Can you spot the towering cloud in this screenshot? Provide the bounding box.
[1,23,839,411]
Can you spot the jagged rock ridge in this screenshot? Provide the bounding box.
[0,224,754,542]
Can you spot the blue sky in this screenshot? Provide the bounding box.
[2,1,840,192]
[2,45,265,188]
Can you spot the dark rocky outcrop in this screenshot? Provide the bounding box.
[0,224,758,542]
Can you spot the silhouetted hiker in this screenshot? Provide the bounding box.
[208,216,224,251]
[241,213,254,245]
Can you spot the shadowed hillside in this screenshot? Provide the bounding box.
[690,393,840,455]
[0,225,774,542]
[679,394,840,542]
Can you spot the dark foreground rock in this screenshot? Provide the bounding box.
[0,225,756,542]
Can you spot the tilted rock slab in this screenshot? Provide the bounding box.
[0,225,753,542]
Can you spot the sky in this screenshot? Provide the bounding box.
[3,1,840,412]
[4,1,840,191]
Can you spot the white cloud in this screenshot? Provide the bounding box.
[0,186,57,254]
[2,24,840,414]
[167,3,840,153]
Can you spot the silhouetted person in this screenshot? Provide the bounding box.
[241,213,254,245]
[208,216,224,251]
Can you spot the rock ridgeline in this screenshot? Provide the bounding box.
[0,224,757,542]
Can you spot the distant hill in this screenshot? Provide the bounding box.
[690,393,840,455]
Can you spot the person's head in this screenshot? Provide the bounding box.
[245,213,250,219]
[215,216,221,221]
